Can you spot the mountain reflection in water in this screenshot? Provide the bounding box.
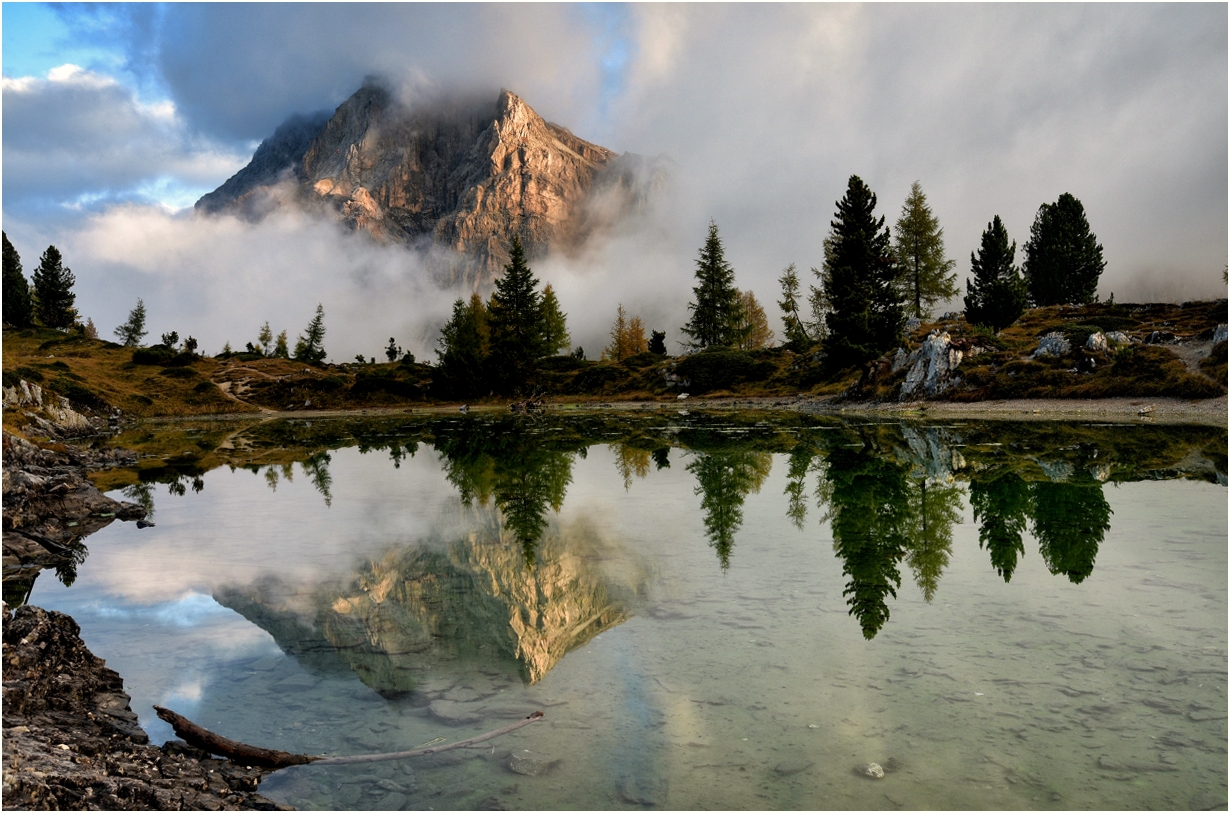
[54,412,1225,692]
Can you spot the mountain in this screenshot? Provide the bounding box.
[196,80,664,285]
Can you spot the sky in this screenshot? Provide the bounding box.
[2,3,1226,361]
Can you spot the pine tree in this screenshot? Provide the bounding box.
[893,181,957,319]
[487,236,546,391]
[541,283,570,355]
[681,221,743,349]
[385,337,402,363]
[1023,193,1105,306]
[114,298,148,346]
[3,233,33,328]
[648,330,667,355]
[964,215,1027,332]
[293,304,327,364]
[777,263,811,347]
[823,176,904,368]
[735,290,774,350]
[32,245,77,329]
[435,295,490,397]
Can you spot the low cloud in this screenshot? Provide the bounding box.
[2,64,248,210]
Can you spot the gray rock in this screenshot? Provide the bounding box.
[370,792,408,810]
[507,750,559,777]
[1212,324,1227,346]
[856,762,885,779]
[898,331,964,399]
[1033,332,1071,358]
[1105,331,1131,347]
[1085,331,1108,352]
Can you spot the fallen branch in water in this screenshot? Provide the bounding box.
[154,705,544,770]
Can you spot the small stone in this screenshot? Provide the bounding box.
[507,751,558,777]
[856,762,885,779]
[616,774,668,806]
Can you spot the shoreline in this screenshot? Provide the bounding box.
[126,393,1228,428]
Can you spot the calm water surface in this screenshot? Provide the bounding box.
[26,412,1228,810]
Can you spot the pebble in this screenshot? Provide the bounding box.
[772,758,814,776]
[507,751,558,777]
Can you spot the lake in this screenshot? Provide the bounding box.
[25,410,1228,810]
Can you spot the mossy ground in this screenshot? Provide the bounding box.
[3,299,1224,441]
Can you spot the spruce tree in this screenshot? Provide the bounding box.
[540,283,570,355]
[777,263,812,347]
[964,215,1027,332]
[32,245,77,329]
[1023,193,1105,306]
[114,298,148,346]
[681,221,743,349]
[3,233,33,328]
[822,176,904,368]
[435,296,490,397]
[293,304,327,364]
[893,181,957,319]
[487,236,545,391]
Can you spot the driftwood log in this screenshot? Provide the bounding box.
[154,705,545,770]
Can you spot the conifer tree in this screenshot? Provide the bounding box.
[274,330,289,358]
[540,283,570,355]
[777,263,811,347]
[32,245,77,329]
[3,232,33,328]
[435,295,490,397]
[893,181,957,319]
[822,176,904,368]
[681,221,743,349]
[114,298,148,346]
[293,304,327,364]
[648,330,667,355]
[604,304,648,361]
[487,236,546,390]
[1023,193,1105,306]
[964,215,1027,332]
[257,322,274,356]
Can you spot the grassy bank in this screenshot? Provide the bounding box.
[3,299,1225,440]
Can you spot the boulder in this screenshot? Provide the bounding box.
[1212,324,1227,346]
[1033,332,1071,358]
[1085,332,1108,353]
[898,331,964,399]
[1105,331,1132,347]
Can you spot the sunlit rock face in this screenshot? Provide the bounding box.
[197,82,664,286]
[214,516,643,695]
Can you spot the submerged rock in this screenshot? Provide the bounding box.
[507,750,559,777]
[855,762,885,779]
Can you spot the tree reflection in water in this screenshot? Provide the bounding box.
[686,451,772,570]
[904,479,962,603]
[1032,478,1113,584]
[435,419,575,566]
[970,472,1031,582]
[826,444,911,639]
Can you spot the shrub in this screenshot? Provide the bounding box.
[14,366,44,382]
[622,352,661,369]
[565,364,632,394]
[131,394,154,406]
[675,349,774,393]
[158,367,198,379]
[349,376,422,398]
[192,381,217,393]
[48,379,108,411]
[538,354,589,373]
[132,345,176,365]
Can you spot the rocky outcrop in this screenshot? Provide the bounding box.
[1032,332,1072,358]
[197,82,664,285]
[2,379,102,438]
[1,604,287,810]
[894,331,964,399]
[2,435,145,602]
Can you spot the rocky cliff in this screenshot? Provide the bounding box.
[197,81,663,285]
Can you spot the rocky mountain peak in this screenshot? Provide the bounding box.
[196,82,661,286]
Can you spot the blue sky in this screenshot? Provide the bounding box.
[2,3,1225,360]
